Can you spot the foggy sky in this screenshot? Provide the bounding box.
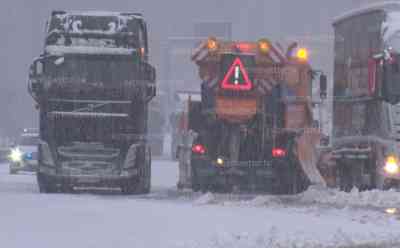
[0,0,367,137]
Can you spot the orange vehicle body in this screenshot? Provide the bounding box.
[177,38,326,192]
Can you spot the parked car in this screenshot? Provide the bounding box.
[9,130,39,174]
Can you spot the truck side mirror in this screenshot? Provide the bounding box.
[146,85,156,100]
[141,62,156,82]
[149,66,156,82]
[29,60,44,78]
[319,74,327,100]
[29,59,44,95]
[383,54,400,105]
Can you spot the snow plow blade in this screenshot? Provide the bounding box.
[296,128,327,187]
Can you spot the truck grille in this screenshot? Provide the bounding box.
[58,143,120,175]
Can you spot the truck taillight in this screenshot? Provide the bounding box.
[192,144,206,155]
[272,148,286,158]
[236,43,252,53]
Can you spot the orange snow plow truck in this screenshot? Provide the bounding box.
[177,37,328,193]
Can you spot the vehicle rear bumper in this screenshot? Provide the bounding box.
[191,157,290,191]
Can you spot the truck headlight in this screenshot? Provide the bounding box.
[9,148,23,163]
[124,144,138,169]
[384,156,399,175]
[216,157,224,167]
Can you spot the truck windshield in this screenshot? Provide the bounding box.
[67,15,118,33]
[385,11,400,52]
[45,56,138,84]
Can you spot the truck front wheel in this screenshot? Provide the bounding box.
[37,173,57,193]
[121,149,151,195]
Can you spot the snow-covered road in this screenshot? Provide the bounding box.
[1,160,400,248]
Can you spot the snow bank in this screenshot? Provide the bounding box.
[174,228,400,248]
[194,192,216,205]
[191,186,400,212]
[193,193,282,207]
[2,161,400,248]
[300,185,400,209]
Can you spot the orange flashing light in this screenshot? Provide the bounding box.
[296,48,309,61]
[207,37,218,52]
[258,39,270,54]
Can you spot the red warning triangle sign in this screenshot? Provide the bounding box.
[221,57,253,91]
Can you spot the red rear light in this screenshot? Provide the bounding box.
[236,43,252,53]
[272,148,286,158]
[192,144,206,155]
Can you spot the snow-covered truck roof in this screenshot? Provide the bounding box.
[44,10,145,56]
[45,45,136,56]
[333,1,400,25]
[48,10,144,35]
[333,2,400,47]
[56,10,143,18]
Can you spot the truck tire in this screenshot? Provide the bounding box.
[276,158,309,195]
[121,148,151,194]
[122,165,151,194]
[60,184,75,193]
[37,173,57,193]
[120,182,138,194]
[171,139,178,161]
[191,171,214,193]
[190,166,205,192]
[138,150,151,194]
[191,177,202,192]
[337,160,363,192]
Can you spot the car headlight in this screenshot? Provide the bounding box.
[9,148,23,163]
